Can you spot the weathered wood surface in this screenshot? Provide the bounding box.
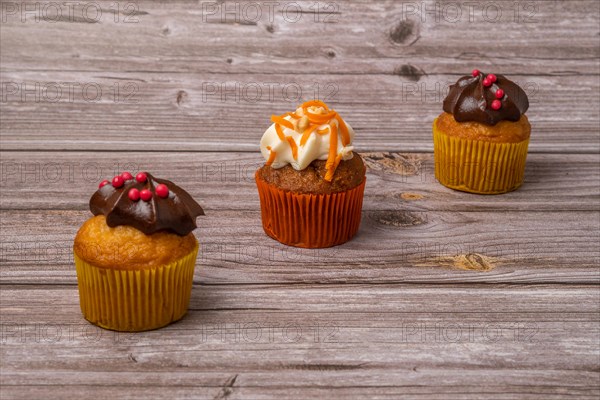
[1,1,598,75]
[1,152,598,285]
[1,72,598,153]
[2,209,599,284]
[1,0,599,153]
[1,151,598,212]
[1,0,599,398]
[1,285,599,399]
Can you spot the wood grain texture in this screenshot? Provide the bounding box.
[0,71,598,153]
[3,387,596,400]
[1,208,599,284]
[1,151,599,212]
[1,0,599,398]
[1,285,599,399]
[1,0,599,153]
[1,1,598,75]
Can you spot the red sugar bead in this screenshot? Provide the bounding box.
[99,179,109,189]
[140,189,152,201]
[483,78,492,87]
[121,171,133,180]
[472,69,480,77]
[136,172,148,183]
[488,74,497,83]
[128,188,140,201]
[491,100,502,110]
[155,184,169,198]
[495,89,505,99]
[112,175,125,188]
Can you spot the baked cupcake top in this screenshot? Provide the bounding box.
[90,172,204,236]
[443,69,529,126]
[260,100,355,182]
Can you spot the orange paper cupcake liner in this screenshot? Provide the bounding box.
[74,244,198,332]
[255,171,366,248]
[433,120,530,194]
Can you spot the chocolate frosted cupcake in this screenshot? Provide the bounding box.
[433,70,531,194]
[73,172,204,331]
[256,100,366,248]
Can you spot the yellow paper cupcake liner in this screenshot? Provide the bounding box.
[74,244,198,332]
[433,120,530,194]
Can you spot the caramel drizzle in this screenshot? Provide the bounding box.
[270,100,350,182]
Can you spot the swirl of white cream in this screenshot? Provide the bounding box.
[260,105,355,173]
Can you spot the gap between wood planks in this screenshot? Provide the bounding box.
[2,149,599,155]
[0,69,597,76]
[2,281,600,288]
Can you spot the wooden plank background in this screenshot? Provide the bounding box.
[1,0,599,398]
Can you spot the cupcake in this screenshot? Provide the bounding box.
[73,172,204,331]
[255,100,366,248]
[433,70,531,194]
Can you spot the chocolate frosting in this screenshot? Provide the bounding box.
[443,72,529,125]
[90,173,204,236]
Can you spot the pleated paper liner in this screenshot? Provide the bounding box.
[74,244,198,332]
[433,120,530,194]
[255,171,366,248]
